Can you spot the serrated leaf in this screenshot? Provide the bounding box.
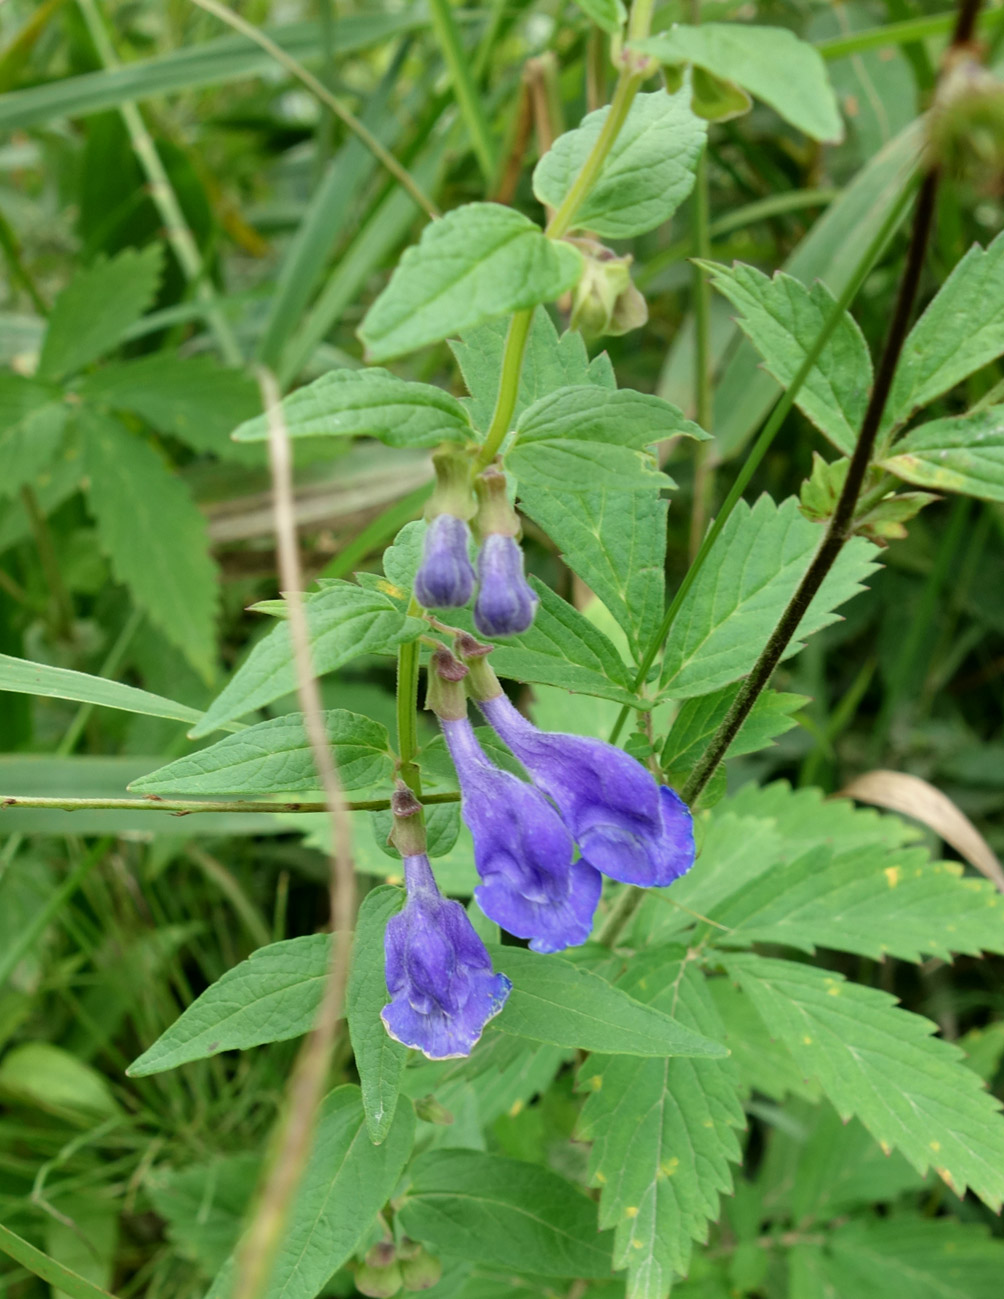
[38,244,163,381]
[533,90,706,239]
[231,366,474,447]
[358,203,582,362]
[880,407,1004,502]
[450,306,614,434]
[76,354,261,462]
[661,687,807,775]
[0,374,67,498]
[205,1086,414,1299]
[638,25,842,142]
[129,709,393,796]
[885,229,1004,430]
[491,947,727,1059]
[701,263,872,456]
[509,385,704,492]
[347,886,408,1143]
[146,1152,259,1275]
[399,1149,614,1277]
[707,977,820,1104]
[127,934,337,1076]
[571,0,625,34]
[721,954,1004,1210]
[712,841,1004,963]
[192,582,424,736]
[81,408,218,681]
[579,954,744,1296]
[518,485,666,662]
[660,496,879,699]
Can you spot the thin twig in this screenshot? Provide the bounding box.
[229,369,358,1299]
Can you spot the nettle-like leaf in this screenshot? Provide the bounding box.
[711,841,1004,963]
[205,1086,414,1299]
[721,954,1004,1210]
[37,244,164,382]
[192,582,424,736]
[129,709,394,796]
[450,305,615,433]
[399,1150,614,1278]
[579,952,744,1297]
[533,90,707,239]
[638,24,843,143]
[708,976,820,1105]
[0,374,68,499]
[660,495,878,699]
[518,485,667,663]
[660,686,807,781]
[885,228,1004,431]
[231,367,474,448]
[701,262,872,456]
[147,1151,260,1276]
[80,408,219,681]
[880,406,1004,503]
[358,203,582,361]
[346,886,408,1144]
[508,386,704,492]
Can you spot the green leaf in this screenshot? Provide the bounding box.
[0,1042,119,1121]
[37,245,163,381]
[231,367,474,448]
[533,90,706,239]
[0,652,210,727]
[885,229,1004,430]
[0,374,67,498]
[129,709,393,796]
[509,386,703,492]
[76,354,261,462]
[126,933,336,1076]
[191,582,424,737]
[710,842,1004,963]
[571,0,626,35]
[346,886,409,1144]
[492,947,727,1059]
[638,25,843,142]
[399,1149,614,1277]
[450,305,614,434]
[701,262,872,456]
[45,1193,118,1299]
[579,954,745,1295]
[517,485,666,663]
[205,1086,415,1299]
[659,496,879,699]
[661,687,807,778]
[147,1152,259,1276]
[707,976,820,1104]
[880,407,1004,503]
[81,409,219,681]
[358,203,582,361]
[721,954,1004,1210]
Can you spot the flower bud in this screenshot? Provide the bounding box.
[401,1247,443,1291]
[474,535,538,638]
[569,240,648,339]
[414,514,476,610]
[355,1258,403,1297]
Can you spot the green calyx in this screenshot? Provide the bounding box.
[427,446,476,522]
[390,782,427,857]
[455,632,502,701]
[473,464,519,538]
[425,645,469,721]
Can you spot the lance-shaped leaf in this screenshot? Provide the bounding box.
[701,262,873,456]
[638,25,842,142]
[129,709,393,796]
[0,375,67,499]
[721,954,1004,1210]
[880,407,1004,503]
[0,653,208,727]
[579,952,745,1296]
[231,367,474,447]
[533,90,706,239]
[192,582,424,736]
[358,203,582,361]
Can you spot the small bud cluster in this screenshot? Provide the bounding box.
[413,450,537,638]
[354,1237,443,1295]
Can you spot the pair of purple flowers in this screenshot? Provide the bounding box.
[381,647,696,1059]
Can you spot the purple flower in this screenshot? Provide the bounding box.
[441,715,601,952]
[414,514,476,610]
[474,535,538,637]
[382,853,511,1060]
[478,693,695,888]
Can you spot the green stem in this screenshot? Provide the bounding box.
[0,794,460,815]
[396,599,424,795]
[428,0,497,185]
[607,176,915,746]
[689,144,714,559]
[474,308,533,467]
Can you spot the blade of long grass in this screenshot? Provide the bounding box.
[0,1223,120,1299]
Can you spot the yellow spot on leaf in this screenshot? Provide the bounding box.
[660,1158,679,1178]
[884,866,901,889]
[631,1240,644,1251]
[930,1140,941,1152]
[589,1075,603,1091]
[879,1141,892,1156]
[595,1171,606,1184]
[802,1035,813,1045]
[378,578,405,600]
[625,1206,639,1219]
[509,1099,523,1117]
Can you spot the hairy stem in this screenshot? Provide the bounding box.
[397,600,424,796]
[689,144,715,560]
[0,793,460,815]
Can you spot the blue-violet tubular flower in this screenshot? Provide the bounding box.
[382,852,510,1059]
[441,715,601,952]
[478,692,695,888]
[414,514,476,610]
[474,534,538,637]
